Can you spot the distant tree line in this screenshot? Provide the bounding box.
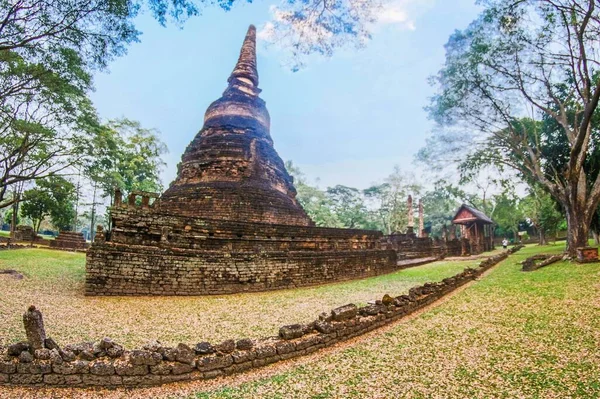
[287,162,572,246]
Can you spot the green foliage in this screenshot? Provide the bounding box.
[286,162,421,233]
[421,180,463,237]
[85,118,168,199]
[286,161,340,227]
[0,0,140,208]
[520,185,564,244]
[326,185,368,229]
[21,176,76,232]
[492,189,523,240]
[0,0,139,70]
[363,167,421,234]
[20,188,52,232]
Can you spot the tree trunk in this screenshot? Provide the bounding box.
[10,191,19,236]
[90,183,97,243]
[565,204,590,256]
[592,230,600,245]
[538,229,547,246]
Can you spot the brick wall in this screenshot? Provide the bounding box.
[85,206,398,295]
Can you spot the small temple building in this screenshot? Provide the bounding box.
[85,26,398,296]
[451,204,495,255]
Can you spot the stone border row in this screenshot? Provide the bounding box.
[0,246,523,388]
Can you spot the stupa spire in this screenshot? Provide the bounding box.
[228,25,259,90]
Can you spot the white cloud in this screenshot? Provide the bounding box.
[375,0,435,30]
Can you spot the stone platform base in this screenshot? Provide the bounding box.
[86,244,397,296]
[50,232,87,250]
[85,206,399,296]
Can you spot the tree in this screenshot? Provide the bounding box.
[285,161,340,227]
[0,50,97,209]
[20,187,52,232]
[423,0,600,255]
[492,189,524,242]
[520,185,564,245]
[21,176,76,232]
[82,118,166,239]
[43,177,77,231]
[363,167,421,235]
[326,185,368,229]
[0,0,141,208]
[421,180,463,238]
[258,0,381,70]
[85,118,167,200]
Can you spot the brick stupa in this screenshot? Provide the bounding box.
[86,26,397,296]
[158,26,312,226]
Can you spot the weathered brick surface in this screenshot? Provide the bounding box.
[576,247,598,263]
[49,232,87,250]
[11,225,44,242]
[381,233,464,259]
[85,208,398,295]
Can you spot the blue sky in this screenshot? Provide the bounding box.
[90,0,482,190]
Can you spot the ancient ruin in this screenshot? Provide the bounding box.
[10,226,42,243]
[49,232,87,251]
[85,26,398,296]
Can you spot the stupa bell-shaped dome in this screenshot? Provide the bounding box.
[157,25,313,227]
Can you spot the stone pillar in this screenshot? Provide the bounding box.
[418,198,424,238]
[128,193,136,207]
[141,195,150,208]
[95,225,105,243]
[23,305,46,351]
[114,188,122,207]
[449,225,456,240]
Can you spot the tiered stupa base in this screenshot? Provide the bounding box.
[86,203,397,295]
[50,231,87,250]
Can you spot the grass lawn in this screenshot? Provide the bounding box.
[185,243,600,399]
[0,249,482,348]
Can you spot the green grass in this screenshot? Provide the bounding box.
[183,243,600,399]
[0,248,483,348]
